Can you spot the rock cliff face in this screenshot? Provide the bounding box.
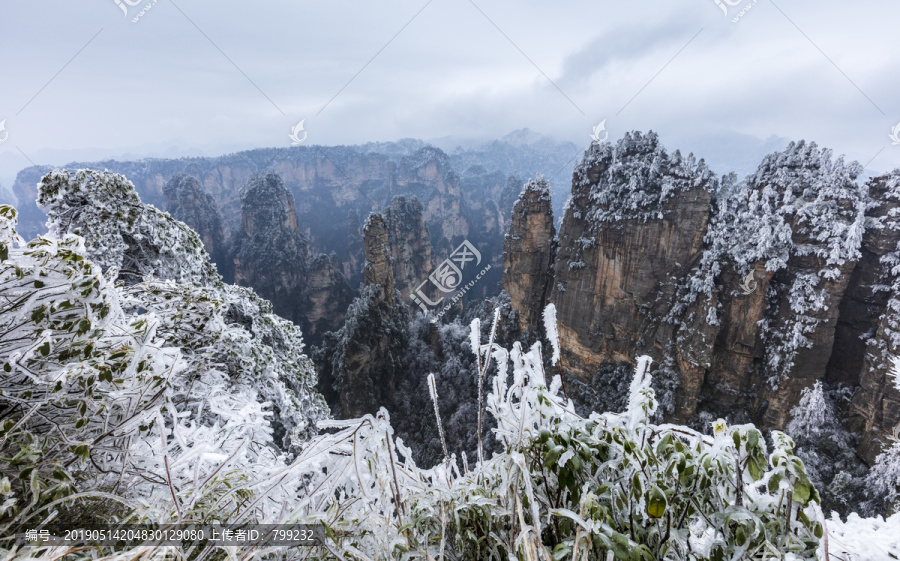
[230,173,309,310]
[505,132,895,465]
[163,173,226,268]
[315,212,409,418]
[838,172,900,463]
[362,213,395,304]
[228,172,352,344]
[503,176,555,332]
[392,147,468,247]
[304,254,356,343]
[679,142,866,429]
[384,196,435,301]
[343,209,365,286]
[548,132,715,384]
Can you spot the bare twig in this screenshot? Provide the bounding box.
[385,430,406,517]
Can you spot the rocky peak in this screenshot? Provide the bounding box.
[229,172,310,323]
[571,130,714,226]
[384,196,435,301]
[503,175,555,332]
[392,147,469,243]
[163,173,226,267]
[363,212,395,304]
[508,133,888,471]
[549,132,715,385]
[398,146,453,177]
[239,172,300,239]
[315,211,410,419]
[681,140,867,428]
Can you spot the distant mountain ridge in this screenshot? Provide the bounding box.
[7,132,577,346]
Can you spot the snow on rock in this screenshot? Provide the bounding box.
[572,130,715,224]
[38,168,220,286]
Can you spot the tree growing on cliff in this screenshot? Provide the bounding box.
[787,381,866,515]
[866,357,900,514]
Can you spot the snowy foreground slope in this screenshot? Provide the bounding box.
[0,169,898,559]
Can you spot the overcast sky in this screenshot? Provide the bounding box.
[1,0,899,190]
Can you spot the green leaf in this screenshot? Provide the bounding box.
[544,445,563,466]
[768,473,782,494]
[747,429,760,448]
[34,280,45,288]
[794,480,811,506]
[632,472,643,497]
[748,457,763,481]
[551,544,571,560]
[646,485,667,519]
[569,454,582,472]
[73,445,90,460]
[656,433,673,454]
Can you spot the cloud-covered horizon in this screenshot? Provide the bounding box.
[1,0,899,189]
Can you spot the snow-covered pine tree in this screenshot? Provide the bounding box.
[787,381,866,514]
[866,357,900,514]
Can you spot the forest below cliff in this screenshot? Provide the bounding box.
[2,132,900,559]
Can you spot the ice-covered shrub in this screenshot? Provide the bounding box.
[37,168,219,286]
